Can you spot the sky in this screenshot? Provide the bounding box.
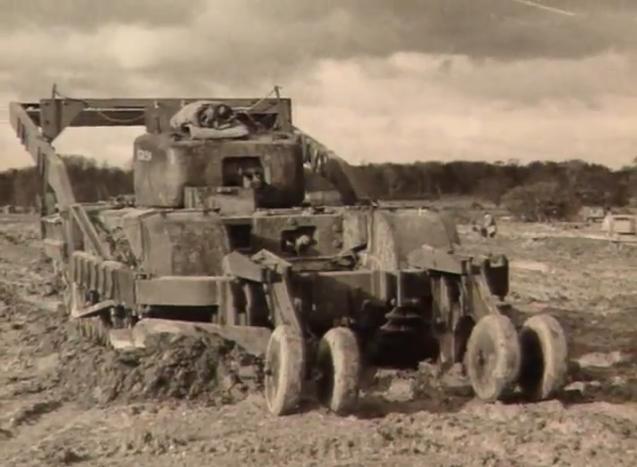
[1,0,636,170]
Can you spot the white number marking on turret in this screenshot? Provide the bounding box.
[137,149,152,161]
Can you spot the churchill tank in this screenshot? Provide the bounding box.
[9,89,568,415]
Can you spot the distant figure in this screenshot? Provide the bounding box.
[476,212,497,238]
[602,207,614,235]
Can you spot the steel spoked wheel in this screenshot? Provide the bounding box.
[465,314,521,401]
[264,325,305,416]
[316,327,361,415]
[518,314,568,401]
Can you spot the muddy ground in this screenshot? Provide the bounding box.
[0,214,636,467]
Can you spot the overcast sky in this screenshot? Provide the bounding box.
[1,0,636,170]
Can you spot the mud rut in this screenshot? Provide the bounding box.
[0,215,636,467]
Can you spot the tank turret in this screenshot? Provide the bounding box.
[132,99,355,214]
[133,100,305,212]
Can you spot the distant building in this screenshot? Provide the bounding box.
[578,206,605,223]
[602,213,637,241]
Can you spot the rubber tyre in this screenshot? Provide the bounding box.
[518,314,568,401]
[316,327,361,415]
[264,325,305,416]
[465,314,521,401]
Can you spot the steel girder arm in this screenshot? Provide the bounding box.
[293,126,361,204]
[224,250,304,334]
[15,97,292,141]
[407,246,510,318]
[10,101,112,257]
[9,102,75,210]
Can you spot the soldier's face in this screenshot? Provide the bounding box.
[202,107,215,125]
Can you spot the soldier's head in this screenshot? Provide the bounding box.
[215,104,233,121]
[199,104,216,127]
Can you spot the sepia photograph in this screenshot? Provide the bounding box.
[0,1,635,466]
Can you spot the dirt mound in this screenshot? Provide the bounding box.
[2,254,264,411]
[0,280,21,310]
[55,328,263,408]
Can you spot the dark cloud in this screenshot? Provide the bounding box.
[0,0,204,30]
[303,0,637,60]
[2,1,636,63]
[201,0,637,62]
[1,1,635,98]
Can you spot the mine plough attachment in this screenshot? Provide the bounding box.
[9,87,568,416]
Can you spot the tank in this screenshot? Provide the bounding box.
[10,92,569,416]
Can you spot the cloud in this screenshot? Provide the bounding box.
[0,0,204,30]
[288,54,637,167]
[3,0,636,97]
[1,0,636,170]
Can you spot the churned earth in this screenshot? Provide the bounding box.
[0,213,636,467]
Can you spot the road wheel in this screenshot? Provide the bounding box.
[264,325,305,416]
[316,327,361,414]
[465,314,521,401]
[518,314,568,401]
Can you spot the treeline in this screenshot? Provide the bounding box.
[350,160,635,206]
[0,157,635,220]
[348,159,637,220]
[0,156,133,207]
[348,158,637,221]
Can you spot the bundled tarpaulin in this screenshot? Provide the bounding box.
[169,101,249,140]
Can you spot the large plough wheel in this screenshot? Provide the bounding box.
[518,314,568,401]
[316,327,361,415]
[465,314,521,401]
[264,325,305,416]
